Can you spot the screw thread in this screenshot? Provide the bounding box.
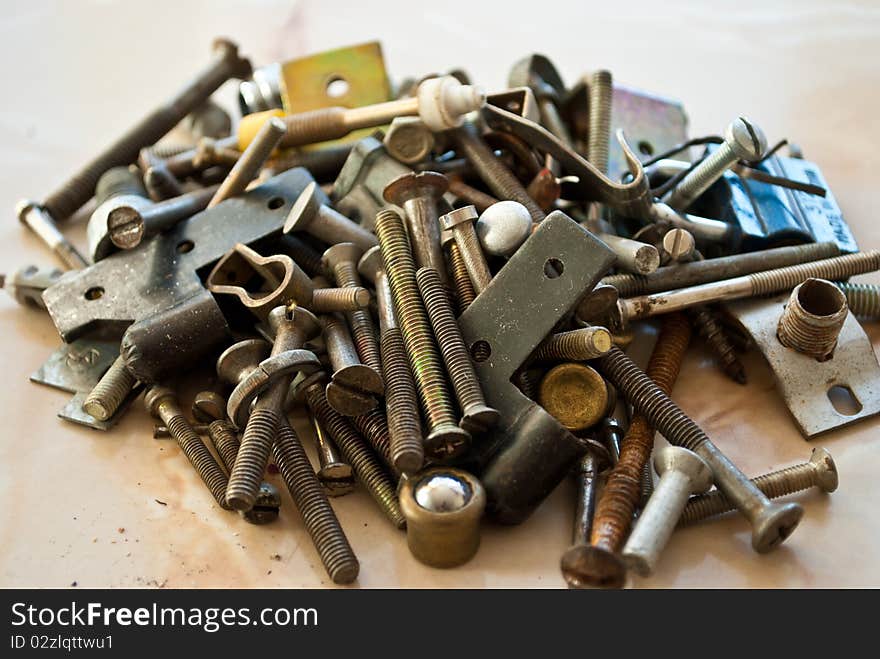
[834,281,880,319]
[281,107,348,148]
[451,124,546,223]
[333,261,382,374]
[375,210,459,448]
[680,462,819,525]
[416,266,490,421]
[305,384,406,529]
[226,404,280,511]
[351,410,394,472]
[273,420,359,584]
[665,142,735,210]
[207,419,240,474]
[777,280,848,360]
[166,414,231,509]
[514,369,540,400]
[587,70,613,175]
[278,235,323,276]
[640,457,654,507]
[453,224,492,293]
[748,251,880,296]
[689,306,747,384]
[532,327,612,362]
[144,142,193,159]
[380,328,425,474]
[310,286,369,313]
[82,356,137,421]
[591,313,691,551]
[446,242,477,314]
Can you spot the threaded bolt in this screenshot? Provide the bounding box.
[191,391,240,474]
[274,418,360,584]
[42,38,251,220]
[416,266,499,434]
[351,410,395,473]
[208,116,285,208]
[82,355,137,421]
[442,232,477,314]
[664,117,767,212]
[689,306,747,384]
[439,205,493,294]
[309,286,371,313]
[833,281,880,319]
[531,326,613,363]
[450,122,546,223]
[587,70,613,175]
[303,378,406,529]
[679,447,838,526]
[380,328,425,474]
[778,278,848,360]
[598,345,803,553]
[16,200,89,270]
[145,386,231,510]
[374,209,471,459]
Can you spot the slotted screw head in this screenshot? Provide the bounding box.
[726,116,768,162]
[241,482,281,524]
[283,181,323,234]
[192,391,226,423]
[560,545,628,590]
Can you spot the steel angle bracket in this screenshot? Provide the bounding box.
[458,211,616,523]
[43,168,323,342]
[724,295,880,437]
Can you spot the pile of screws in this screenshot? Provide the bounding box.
[10,39,879,587]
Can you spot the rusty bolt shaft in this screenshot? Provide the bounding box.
[379,327,425,474]
[531,326,613,363]
[689,306,747,384]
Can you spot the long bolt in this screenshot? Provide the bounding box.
[442,230,477,314]
[323,243,382,375]
[16,201,88,269]
[450,122,546,223]
[351,411,395,474]
[416,267,499,433]
[226,306,318,511]
[587,69,613,176]
[321,313,383,416]
[145,386,231,510]
[663,117,767,212]
[439,205,493,294]
[374,209,470,459]
[689,306,747,384]
[598,346,803,552]
[207,116,285,208]
[82,356,137,421]
[622,446,713,576]
[617,251,880,324]
[680,448,838,525]
[531,326,613,363]
[302,378,406,529]
[833,281,880,319]
[274,418,360,584]
[284,181,378,252]
[41,39,251,221]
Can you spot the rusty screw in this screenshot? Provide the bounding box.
[416,266,499,434]
[310,418,355,497]
[191,391,240,474]
[374,208,471,460]
[82,356,138,421]
[441,229,477,315]
[144,385,231,510]
[689,306,747,384]
[321,313,383,416]
[439,205,493,294]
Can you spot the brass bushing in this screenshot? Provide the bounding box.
[399,468,486,568]
[538,362,609,431]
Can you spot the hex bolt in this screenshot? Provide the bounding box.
[602,242,841,298]
[679,447,839,525]
[359,246,425,475]
[207,116,285,208]
[16,200,89,270]
[284,181,378,252]
[439,205,493,294]
[274,417,360,584]
[622,446,714,576]
[448,177,499,213]
[321,313,383,416]
[41,38,251,221]
[191,391,241,474]
[383,171,452,289]
[833,281,880,319]
[476,200,533,258]
[82,356,138,421]
[416,266,499,433]
[597,233,660,275]
[375,208,471,459]
[226,306,320,511]
[383,117,435,164]
[689,306,747,384]
[531,326,613,363]
[311,418,355,497]
[450,122,546,223]
[323,243,382,375]
[777,278,848,360]
[271,75,484,149]
[616,250,880,325]
[301,375,406,529]
[663,117,768,212]
[441,229,477,314]
[567,313,691,589]
[587,69,613,176]
[144,385,231,510]
[598,345,803,552]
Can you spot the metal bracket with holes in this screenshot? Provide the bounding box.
[724,295,880,437]
[458,211,616,523]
